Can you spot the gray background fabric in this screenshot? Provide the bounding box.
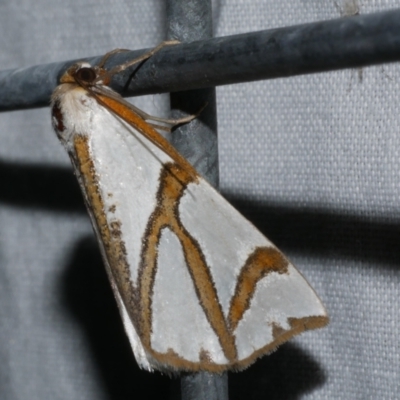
[0,0,399,399]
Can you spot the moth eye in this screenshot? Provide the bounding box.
[75,67,96,83]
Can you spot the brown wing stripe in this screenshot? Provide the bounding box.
[73,135,139,326]
[228,247,289,331]
[94,93,199,182]
[138,162,237,362]
[272,316,329,343]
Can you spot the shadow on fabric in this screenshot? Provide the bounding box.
[60,236,326,400]
[1,159,399,268]
[2,159,400,399]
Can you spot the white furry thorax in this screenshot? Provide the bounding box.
[51,83,99,148]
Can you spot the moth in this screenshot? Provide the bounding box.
[51,41,328,373]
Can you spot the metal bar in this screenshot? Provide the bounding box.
[180,372,228,400]
[165,1,226,399]
[167,0,219,186]
[1,8,400,111]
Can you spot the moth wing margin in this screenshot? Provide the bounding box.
[178,177,328,368]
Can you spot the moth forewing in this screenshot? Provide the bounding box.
[51,48,328,373]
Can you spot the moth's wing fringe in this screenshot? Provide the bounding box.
[141,315,328,374]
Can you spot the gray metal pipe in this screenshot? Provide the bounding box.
[0,9,400,111]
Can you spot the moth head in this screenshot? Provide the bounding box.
[60,62,106,86]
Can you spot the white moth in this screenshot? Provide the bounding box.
[51,43,328,373]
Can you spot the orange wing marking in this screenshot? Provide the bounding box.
[228,247,289,331]
[138,162,238,364]
[73,135,140,328]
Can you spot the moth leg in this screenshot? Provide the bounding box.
[91,84,204,130]
[144,113,197,126]
[145,103,208,131]
[147,123,172,133]
[97,48,130,69]
[104,98,198,127]
[103,40,180,80]
[146,115,197,133]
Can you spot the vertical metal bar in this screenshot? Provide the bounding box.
[166,0,219,187]
[165,1,228,400]
[180,372,228,400]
